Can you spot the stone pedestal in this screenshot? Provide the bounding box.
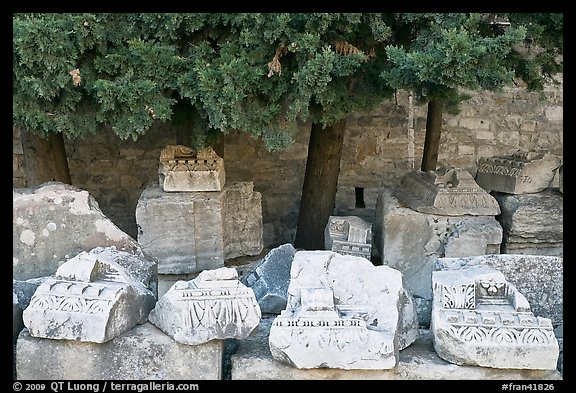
[16,323,223,380]
[136,181,263,275]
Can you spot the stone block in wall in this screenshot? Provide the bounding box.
[16,323,223,380]
[136,181,263,275]
[494,188,563,257]
[374,188,503,325]
[13,181,157,297]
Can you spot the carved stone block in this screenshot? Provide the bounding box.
[325,216,372,259]
[159,145,225,192]
[149,267,261,345]
[431,266,559,370]
[394,167,501,216]
[22,247,156,343]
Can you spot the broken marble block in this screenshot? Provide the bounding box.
[159,145,225,192]
[268,251,419,370]
[22,247,156,344]
[324,216,372,259]
[243,243,296,314]
[13,181,153,285]
[149,267,261,345]
[475,151,562,194]
[430,265,560,370]
[394,167,501,216]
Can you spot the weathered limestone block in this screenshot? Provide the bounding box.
[13,182,153,293]
[493,189,563,256]
[136,181,263,275]
[324,215,372,259]
[159,145,225,192]
[231,316,562,380]
[23,247,156,343]
[268,251,419,370]
[16,323,223,380]
[431,265,560,370]
[374,188,503,325]
[475,151,562,194]
[394,167,501,216]
[435,254,563,326]
[243,243,296,314]
[149,267,261,345]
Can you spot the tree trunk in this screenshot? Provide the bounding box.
[421,100,443,172]
[294,118,346,250]
[20,129,71,186]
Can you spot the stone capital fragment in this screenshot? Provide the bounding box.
[268,251,419,370]
[475,151,562,194]
[22,247,156,344]
[149,267,261,345]
[394,167,501,216]
[431,264,559,370]
[159,145,225,192]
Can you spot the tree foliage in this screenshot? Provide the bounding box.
[380,13,562,114]
[14,13,397,150]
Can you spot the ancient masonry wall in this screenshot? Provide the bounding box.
[13,82,563,250]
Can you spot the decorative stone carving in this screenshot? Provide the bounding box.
[22,247,156,344]
[476,150,561,194]
[394,167,501,216]
[268,251,419,370]
[324,216,372,259]
[159,145,225,192]
[431,266,560,370]
[149,267,261,345]
[475,151,562,194]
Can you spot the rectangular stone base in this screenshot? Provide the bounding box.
[231,316,562,380]
[16,323,223,380]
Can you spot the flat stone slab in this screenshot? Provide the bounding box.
[16,323,223,380]
[231,316,562,380]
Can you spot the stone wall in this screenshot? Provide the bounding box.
[13,82,563,250]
